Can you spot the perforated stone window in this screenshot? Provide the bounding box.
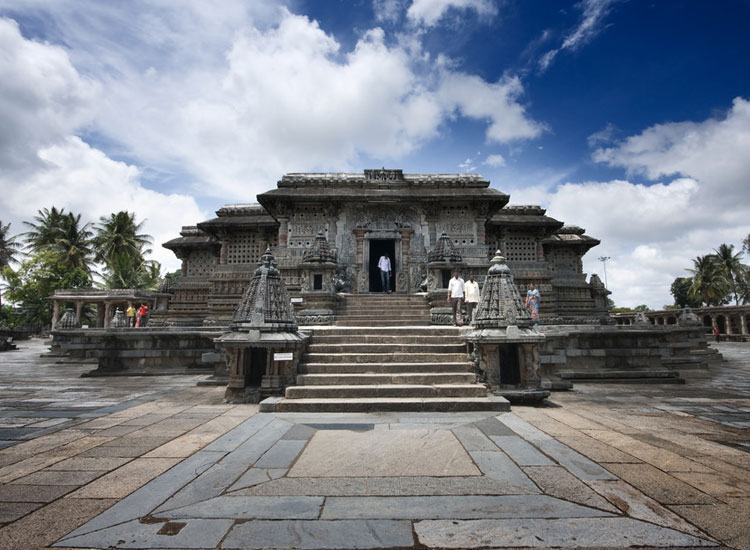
[505,234,537,261]
[227,231,275,264]
[187,249,217,277]
[549,249,578,273]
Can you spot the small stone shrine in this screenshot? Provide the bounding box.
[214,248,309,403]
[462,252,550,403]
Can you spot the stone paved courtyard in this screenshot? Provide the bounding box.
[0,339,748,549]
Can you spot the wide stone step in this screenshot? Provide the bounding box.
[309,327,460,336]
[285,384,487,399]
[297,372,477,385]
[339,306,430,313]
[265,395,510,413]
[307,343,465,354]
[311,335,461,345]
[304,352,468,363]
[335,320,431,326]
[300,362,473,374]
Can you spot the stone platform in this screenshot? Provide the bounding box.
[1,339,749,549]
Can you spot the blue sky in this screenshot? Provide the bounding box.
[1,0,749,308]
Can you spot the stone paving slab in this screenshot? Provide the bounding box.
[414,517,718,548]
[289,429,480,477]
[468,450,540,492]
[58,518,235,548]
[490,435,555,466]
[320,494,614,520]
[222,519,414,549]
[165,495,324,519]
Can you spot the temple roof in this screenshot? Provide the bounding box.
[489,205,564,232]
[258,169,509,219]
[197,204,277,233]
[543,225,600,250]
[162,226,220,251]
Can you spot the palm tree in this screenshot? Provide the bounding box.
[0,221,21,308]
[56,213,94,274]
[0,221,20,269]
[93,211,152,266]
[100,253,161,289]
[713,243,744,305]
[22,206,67,252]
[687,255,728,306]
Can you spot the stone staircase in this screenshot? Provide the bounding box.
[263,294,509,412]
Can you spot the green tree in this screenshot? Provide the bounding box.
[743,234,750,255]
[1,249,90,326]
[687,255,728,306]
[714,243,744,305]
[56,213,94,274]
[100,253,161,290]
[22,206,68,252]
[0,221,21,307]
[670,277,702,308]
[634,304,650,312]
[92,211,152,266]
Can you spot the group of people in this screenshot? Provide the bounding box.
[125,303,149,328]
[446,271,541,327]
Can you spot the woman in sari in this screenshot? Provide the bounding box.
[525,283,540,324]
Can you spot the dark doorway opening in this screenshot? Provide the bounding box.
[242,348,266,386]
[498,344,521,386]
[369,239,396,292]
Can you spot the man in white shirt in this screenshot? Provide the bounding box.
[446,270,465,325]
[464,274,480,324]
[378,253,392,293]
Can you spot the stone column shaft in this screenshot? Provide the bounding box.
[51,300,60,330]
[741,315,748,335]
[103,302,111,329]
[75,301,83,323]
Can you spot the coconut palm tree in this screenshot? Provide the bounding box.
[713,243,744,305]
[21,206,67,252]
[56,213,94,275]
[0,221,20,269]
[687,255,728,306]
[100,253,161,289]
[92,211,152,266]
[0,221,22,307]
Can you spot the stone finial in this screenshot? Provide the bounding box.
[679,306,702,326]
[158,274,174,293]
[634,311,651,326]
[110,308,128,328]
[472,251,533,329]
[428,232,463,263]
[58,307,80,330]
[302,231,336,263]
[232,247,297,332]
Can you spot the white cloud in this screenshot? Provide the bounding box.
[523,99,750,308]
[484,153,505,167]
[0,16,204,272]
[539,0,617,72]
[374,0,406,23]
[406,0,497,27]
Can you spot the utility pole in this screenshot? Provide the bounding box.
[597,256,611,289]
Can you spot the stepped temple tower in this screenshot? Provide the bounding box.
[160,169,607,327]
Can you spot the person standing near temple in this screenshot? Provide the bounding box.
[126,303,136,328]
[525,282,540,324]
[378,253,392,293]
[138,303,149,327]
[464,274,480,325]
[447,270,465,326]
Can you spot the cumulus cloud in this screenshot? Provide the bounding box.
[483,153,505,167]
[0,16,204,272]
[539,0,617,72]
[373,0,406,23]
[525,99,750,308]
[406,0,497,27]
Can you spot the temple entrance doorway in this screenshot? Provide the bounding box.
[369,239,396,292]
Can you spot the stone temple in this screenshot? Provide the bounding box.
[51,169,719,411]
[161,168,607,327]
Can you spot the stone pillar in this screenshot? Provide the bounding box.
[103,302,111,329]
[97,304,105,328]
[726,315,733,335]
[353,229,366,265]
[741,315,748,335]
[51,300,60,330]
[75,301,83,324]
[278,217,289,248]
[226,349,245,391]
[219,241,228,265]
